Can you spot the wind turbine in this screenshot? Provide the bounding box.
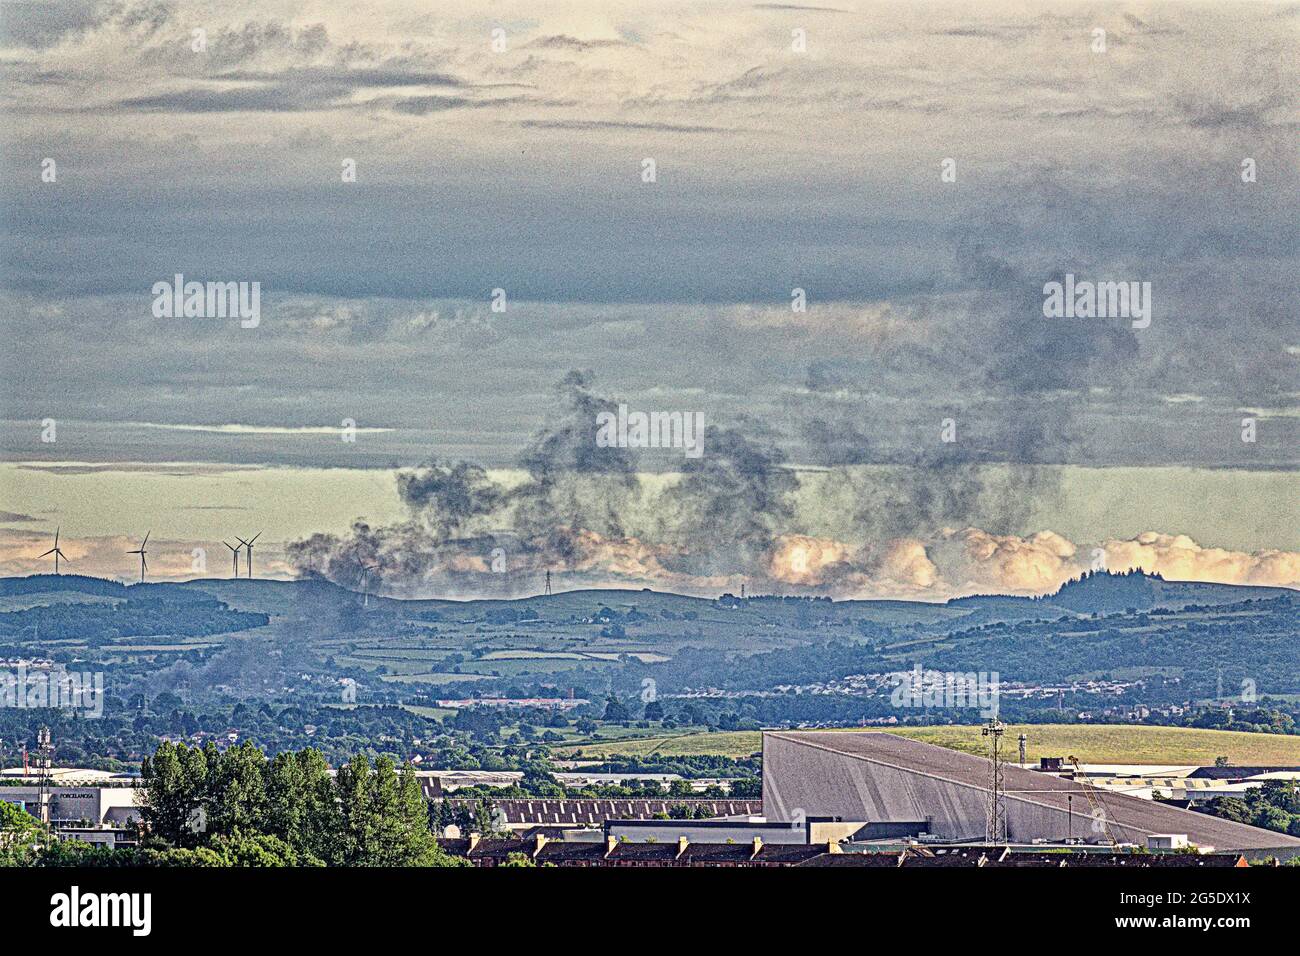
[127,531,150,584]
[223,541,242,578]
[39,528,69,575]
[360,562,379,607]
[237,532,262,578]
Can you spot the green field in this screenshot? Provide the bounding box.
[378,671,491,684]
[569,724,1300,765]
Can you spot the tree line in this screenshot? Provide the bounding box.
[0,740,465,867]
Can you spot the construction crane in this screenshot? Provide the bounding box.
[1068,754,1116,845]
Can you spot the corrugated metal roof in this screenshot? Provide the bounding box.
[437,797,761,825]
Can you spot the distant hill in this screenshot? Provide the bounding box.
[948,570,1293,621]
[1,571,1294,717]
[0,569,1290,627]
[0,574,130,599]
[1047,569,1292,614]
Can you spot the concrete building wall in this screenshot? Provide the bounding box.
[0,786,140,826]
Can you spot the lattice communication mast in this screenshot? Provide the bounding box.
[983,719,1008,843]
[35,725,54,826]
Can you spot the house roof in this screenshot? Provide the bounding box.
[535,842,608,863]
[437,836,1249,867]
[795,852,906,867]
[678,843,754,863]
[752,844,828,864]
[606,842,680,862]
[438,798,760,825]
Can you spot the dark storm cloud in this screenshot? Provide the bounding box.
[286,373,812,591]
[212,66,465,88]
[1,0,1296,482]
[390,94,512,115]
[117,85,341,112]
[516,118,734,133]
[752,4,852,12]
[657,425,799,575]
[1179,96,1296,132]
[800,419,874,466]
[524,35,632,51]
[0,0,115,49]
[396,461,505,540]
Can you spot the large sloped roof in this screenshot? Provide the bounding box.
[766,731,1300,851]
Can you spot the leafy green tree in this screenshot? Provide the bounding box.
[207,741,268,837]
[208,832,302,867]
[1206,796,1250,823]
[602,696,630,722]
[130,741,468,867]
[0,801,45,864]
[264,748,339,865]
[336,754,459,866]
[23,840,134,867]
[0,800,43,842]
[139,740,211,847]
[147,845,227,867]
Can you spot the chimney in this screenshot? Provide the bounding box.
[606,835,618,856]
[826,840,842,854]
[751,836,763,859]
[467,832,481,853]
[533,833,547,858]
[677,836,689,858]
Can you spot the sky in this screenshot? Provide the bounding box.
[0,0,1296,598]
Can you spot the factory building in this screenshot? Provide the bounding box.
[0,785,141,847]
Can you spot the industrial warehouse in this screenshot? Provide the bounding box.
[761,731,1300,855]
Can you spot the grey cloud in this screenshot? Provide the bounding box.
[516,118,734,133]
[212,66,465,89]
[117,85,341,112]
[390,94,518,116]
[198,20,330,68]
[752,4,852,12]
[1,0,1296,483]
[0,0,113,49]
[1179,97,1296,132]
[524,34,632,51]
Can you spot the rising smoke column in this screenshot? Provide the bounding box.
[288,371,655,593]
[507,370,644,567]
[654,423,800,581]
